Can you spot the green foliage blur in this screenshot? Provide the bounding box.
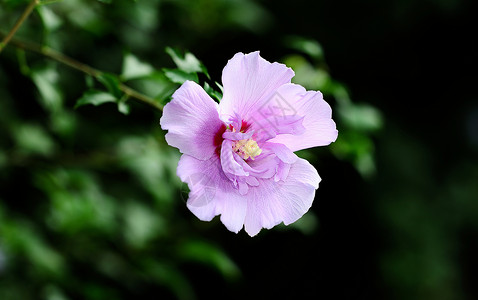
[1,0,477,299]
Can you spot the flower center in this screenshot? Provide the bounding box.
[232,139,262,160]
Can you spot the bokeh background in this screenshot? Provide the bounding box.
[1,0,477,299]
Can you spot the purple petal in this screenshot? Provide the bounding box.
[177,154,247,233]
[219,51,294,121]
[263,142,298,164]
[160,81,224,160]
[250,114,306,142]
[274,160,291,182]
[220,140,249,177]
[268,83,338,151]
[222,131,253,141]
[244,158,321,236]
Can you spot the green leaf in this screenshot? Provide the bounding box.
[31,65,63,113]
[37,5,62,31]
[85,75,95,89]
[97,73,122,99]
[215,81,224,93]
[165,47,209,77]
[177,240,240,280]
[163,68,198,84]
[122,201,163,249]
[75,90,117,109]
[142,260,195,300]
[0,220,65,276]
[124,72,178,105]
[203,82,222,101]
[331,131,376,178]
[285,36,324,60]
[117,101,130,115]
[121,53,155,81]
[283,55,331,91]
[285,211,319,235]
[338,103,383,132]
[14,123,56,156]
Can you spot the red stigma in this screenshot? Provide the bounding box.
[213,123,227,156]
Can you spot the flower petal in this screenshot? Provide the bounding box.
[244,158,321,236]
[219,51,294,122]
[251,114,305,142]
[221,140,249,177]
[268,83,338,151]
[160,81,224,160]
[262,142,298,164]
[177,154,247,233]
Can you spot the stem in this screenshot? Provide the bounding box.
[2,35,164,111]
[0,0,39,54]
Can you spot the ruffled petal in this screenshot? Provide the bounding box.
[160,81,224,160]
[251,114,305,142]
[177,154,247,233]
[262,142,298,164]
[244,158,321,236]
[268,83,338,151]
[219,51,294,122]
[220,140,249,177]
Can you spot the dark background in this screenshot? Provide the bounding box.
[1,0,477,299]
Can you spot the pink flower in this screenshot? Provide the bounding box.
[160,51,338,236]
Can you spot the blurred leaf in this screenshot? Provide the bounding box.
[83,284,120,300]
[63,1,107,35]
[16,49,30,75]
[163,68,198,84]
[177,240,240,280]
[122,201,164,249]
[227,0,272,33]
[165,47,209,77]
[331,131,376,177]
[35,169,117,235]
[0,221,64,276]
[203,82,222,102]
[330,81,352,105]
[37,5,62,32]
[85,75,95,89]
[117,136,181,206]
[0,151,7,169]
[143,260,195,300]
[126,72,178,104]
[14,123,56,156]
[75,90,116,109]
[117,101,130,115]
[283,55,331,91]
[121,53,155,81]
[285,211,319,235]
[338,103,383,132]
[31,65,63,113]
[215,81,224,93]
[285,36,324,60]
[42,285,69,300]
[97,73,122,99]
[49,110,77,137]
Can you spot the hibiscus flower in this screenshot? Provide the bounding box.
[160,51,338,236]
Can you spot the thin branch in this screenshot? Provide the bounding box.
[1,34,164,111]
[0,0,39,54]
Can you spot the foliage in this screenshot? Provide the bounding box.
[1,0,475,300]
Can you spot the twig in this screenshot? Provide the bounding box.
[0,0,39,54]
[1,34,164,111]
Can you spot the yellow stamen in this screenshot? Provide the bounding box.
[233,139,262,160]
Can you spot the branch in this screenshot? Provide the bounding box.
[1,34,164,111]
[0,0,39,54]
